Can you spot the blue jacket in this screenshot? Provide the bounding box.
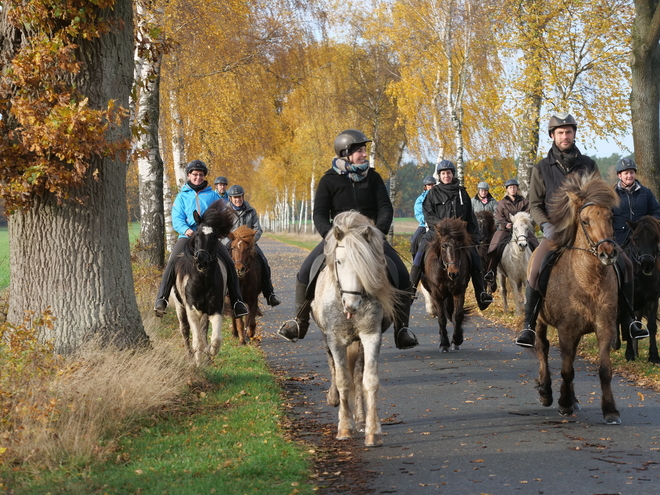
[414,191,429,227]
[172,183,222,237]
[612,180,660,246]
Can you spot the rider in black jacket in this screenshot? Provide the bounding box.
[277,129,418,350]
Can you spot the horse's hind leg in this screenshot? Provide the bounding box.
[361,333,383,447]
[535,323,553,407]
[596,331,620,424]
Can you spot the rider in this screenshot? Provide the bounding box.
[277,129,419,350]
[484,178,539,282]
[612,158,660,246]
[515,113,649,347]
[222,184,281,307]
[214,176,229,203]
[471,181,497,213]
[153,160,248,318]
[410,176,437,258]
[409,160,494,311]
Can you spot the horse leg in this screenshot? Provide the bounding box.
[361,333,383,447]
[557,336,579,417]
[349,341,365,433]
[499,270,509,312]
[535,323,553,407]
[330,342,355,440]
[622,321,636,361]
[648,303,659,363]
[438,298,450,352]
[176,303,193,357]
[513,281,524,317]
[189,312,209,367]
[451,293,464,350]
[247,309,257,340]
[324,341,340,407]
[231,316,239,339]
[208,313,223,357]
[237,316,247,345]
[596,328,621,424]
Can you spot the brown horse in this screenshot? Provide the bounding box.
[622,216,660,363]
[531,173,621,424]
[422,218,472,352]
[228,225,262,344]
[476,211,496,293]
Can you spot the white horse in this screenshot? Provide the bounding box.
[311,211,399,447]
[498,211,534,315]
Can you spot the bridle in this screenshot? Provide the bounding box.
[573,202,617,257]
[334,246,366,298]
[439,242,461,272]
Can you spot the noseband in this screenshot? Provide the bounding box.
[440,242,461,271]
[193,248,217,264]
[577,202,617,257]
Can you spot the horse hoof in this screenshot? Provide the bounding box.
[558,407,573,417]
[440,346,449,353]
[451,344,460,351]
[337,429,352,440]
[537,396,553,408]
[365,434,383,447]
[604,414,621,425]
[573,402,581,411]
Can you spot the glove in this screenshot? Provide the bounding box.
[541,222,555,240]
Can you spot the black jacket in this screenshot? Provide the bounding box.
[422,180,479,240]
[313,167,393,239]
[612,180,660,246]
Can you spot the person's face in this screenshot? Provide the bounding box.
[347,145,368,165]
[507,185,519,197]
[439,170,454,184]
[230,195,244,207]
[552,126,576,152]
[478,188,488,198]
[217,183,227,194]
[188,170,206,186]
[618,169,636,187]
[424,183,434,191]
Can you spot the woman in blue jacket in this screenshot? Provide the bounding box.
[154,160,248,318]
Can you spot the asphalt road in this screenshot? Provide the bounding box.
[258,235,660,495]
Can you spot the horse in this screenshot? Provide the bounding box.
[228,225,263,345]
[173,200,234,366]
[531,173,621,424]
[311,211,399,447]
[621,216,660,363]
[422,217,472,352]
[476,211,497,294]
[498,211,534,315]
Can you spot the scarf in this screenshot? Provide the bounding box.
[231,202,246,212]
[551,142,579,173]
[187,180,208,192]
[332,158,370,182]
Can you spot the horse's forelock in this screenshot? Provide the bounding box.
[233,225,256,245]
[433,218,470,246]
[200,202,234,238]
[634,216,660,242]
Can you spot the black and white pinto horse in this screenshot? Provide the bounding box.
[173,200,234,366]
[311,211,399,447]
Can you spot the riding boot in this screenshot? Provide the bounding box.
[258,254,281,307]
[393,288,419,349]
[515,284,542,347]
[278,279,311,342]
[410,264,422,298]
[154,238,187,316]
[218,245,249,317]
[619,280,649,340]
[484,251,497,284]
[470,248,493,311]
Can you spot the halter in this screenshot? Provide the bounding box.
[576,201,617,257]
[334,246,366,297]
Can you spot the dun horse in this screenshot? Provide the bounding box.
[531,173,622,424]
[311,211,398,447]
[228,225,263,345]
[173,201,233,366]
[622,216,660,363]
[423,218,472,352]
[498,211,534,315]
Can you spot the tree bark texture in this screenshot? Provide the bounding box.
[6,1,149,353]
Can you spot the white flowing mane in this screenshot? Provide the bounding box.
[324,211,397,320]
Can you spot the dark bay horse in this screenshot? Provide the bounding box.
[531,173,621,424]
[622,216,660,363]
[476,211,496,293]
[228,225,263,345]
[423,218,472,352]
[173,200,234,366]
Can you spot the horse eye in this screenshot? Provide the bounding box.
[581,219,590,226]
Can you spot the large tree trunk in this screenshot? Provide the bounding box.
[7,0,148,353]
[630,1,660,197]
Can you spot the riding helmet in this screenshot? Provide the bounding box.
[185,160,209,175]
[504,178,519,187]
[334,129,372,158]
[615,158,637,173]
[423,176,437,185]
[477,181,489,190]
[227,185,245,197]
[436,160,456,173]
[214,176,228,185]
[548,112,577,136]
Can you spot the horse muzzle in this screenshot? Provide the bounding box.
[597,241,618,266]
[517,241,528,251]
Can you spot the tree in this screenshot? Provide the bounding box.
[0,0,148,353]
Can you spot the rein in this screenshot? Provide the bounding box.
[569,201,617,258]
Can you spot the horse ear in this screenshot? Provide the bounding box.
[193,210,202,224]
[334,228,345,241]
[626,220,637,230]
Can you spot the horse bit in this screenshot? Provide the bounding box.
[576,201,617,257]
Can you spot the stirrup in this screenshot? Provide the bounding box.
[278,319,302,342]
[233,301,249,317]
[515,328,536,348]
[267,294,281,307]
[629,320,649,340]
[484,270,495,283]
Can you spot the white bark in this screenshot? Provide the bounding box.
[169,89,186,187]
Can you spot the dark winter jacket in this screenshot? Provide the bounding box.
[313,167,393,239]
[528,145,599,227]
[612,180,660,246]
[221,200,262,247]
[494,194,530,231]
[422,179,479,240]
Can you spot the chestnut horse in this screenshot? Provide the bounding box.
[531,173,621,424]
[621,216,660,363]
[228,225,262,345]
[422,218,472,352]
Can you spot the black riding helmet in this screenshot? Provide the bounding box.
[616,158,637,174]
[423,176,437,185]
[214,176,228,185]
[227,185,245,197]
[504,178,519,187]
[185,160,209,175]
[548,113,577,137]
[334,129,372,158]
[436,160,456,173]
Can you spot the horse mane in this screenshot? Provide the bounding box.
[200,200,234,238]
[632,215,660,241]
[324,211,397,321]
[548,172,619,247]
[232,225,257,246]
[510,211,533,230]
[476,211,495,237]
[431,218,471,247]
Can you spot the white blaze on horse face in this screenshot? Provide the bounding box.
[335,243,363,317]
[201,226,213,235]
